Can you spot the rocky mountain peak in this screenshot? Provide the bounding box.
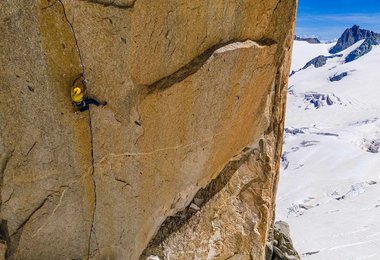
[330,25,380,54]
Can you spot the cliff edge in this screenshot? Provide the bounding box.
[0,0,297,259]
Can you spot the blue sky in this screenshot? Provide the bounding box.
[297,0,380,40]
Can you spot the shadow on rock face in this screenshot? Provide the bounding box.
[266,221,301,260]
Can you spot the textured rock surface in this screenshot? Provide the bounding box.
[345,36,380,63]
[330,25,379,53]
[302,55,328,69]
[330,25,380,54]
[329,72,348,82]
[0,0,296,259]
[0,244,5,260]
[265,221,300,260]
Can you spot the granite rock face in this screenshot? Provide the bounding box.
[0,0,296,259]
[265,221,300,260]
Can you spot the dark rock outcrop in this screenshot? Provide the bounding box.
[294,36,321,44]
[345,36,380,62]
[290,53,342,77]
[289,70,296,77]
[330,72,348,81]
[330,25,380,54]
[266,221,300,260]
[303,55,328,69]
[301,54,342,70]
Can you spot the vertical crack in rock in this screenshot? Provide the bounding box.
[57,0,97,257]
[58,0,86,77]
[141,146,259,258]
[87,109,98,259]
[82,0,137,9]
[146,39,277,92]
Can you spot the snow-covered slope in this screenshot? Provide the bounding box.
[277,40,380,259]
[290,41,335,71]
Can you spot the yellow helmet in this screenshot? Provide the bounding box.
[71,85,85,103]
[73,87,82,95]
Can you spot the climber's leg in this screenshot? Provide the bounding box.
[76,99,106,112]
[78,101,90,112]
[85,98,101,107]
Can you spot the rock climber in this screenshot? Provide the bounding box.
[71,74,106,112]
